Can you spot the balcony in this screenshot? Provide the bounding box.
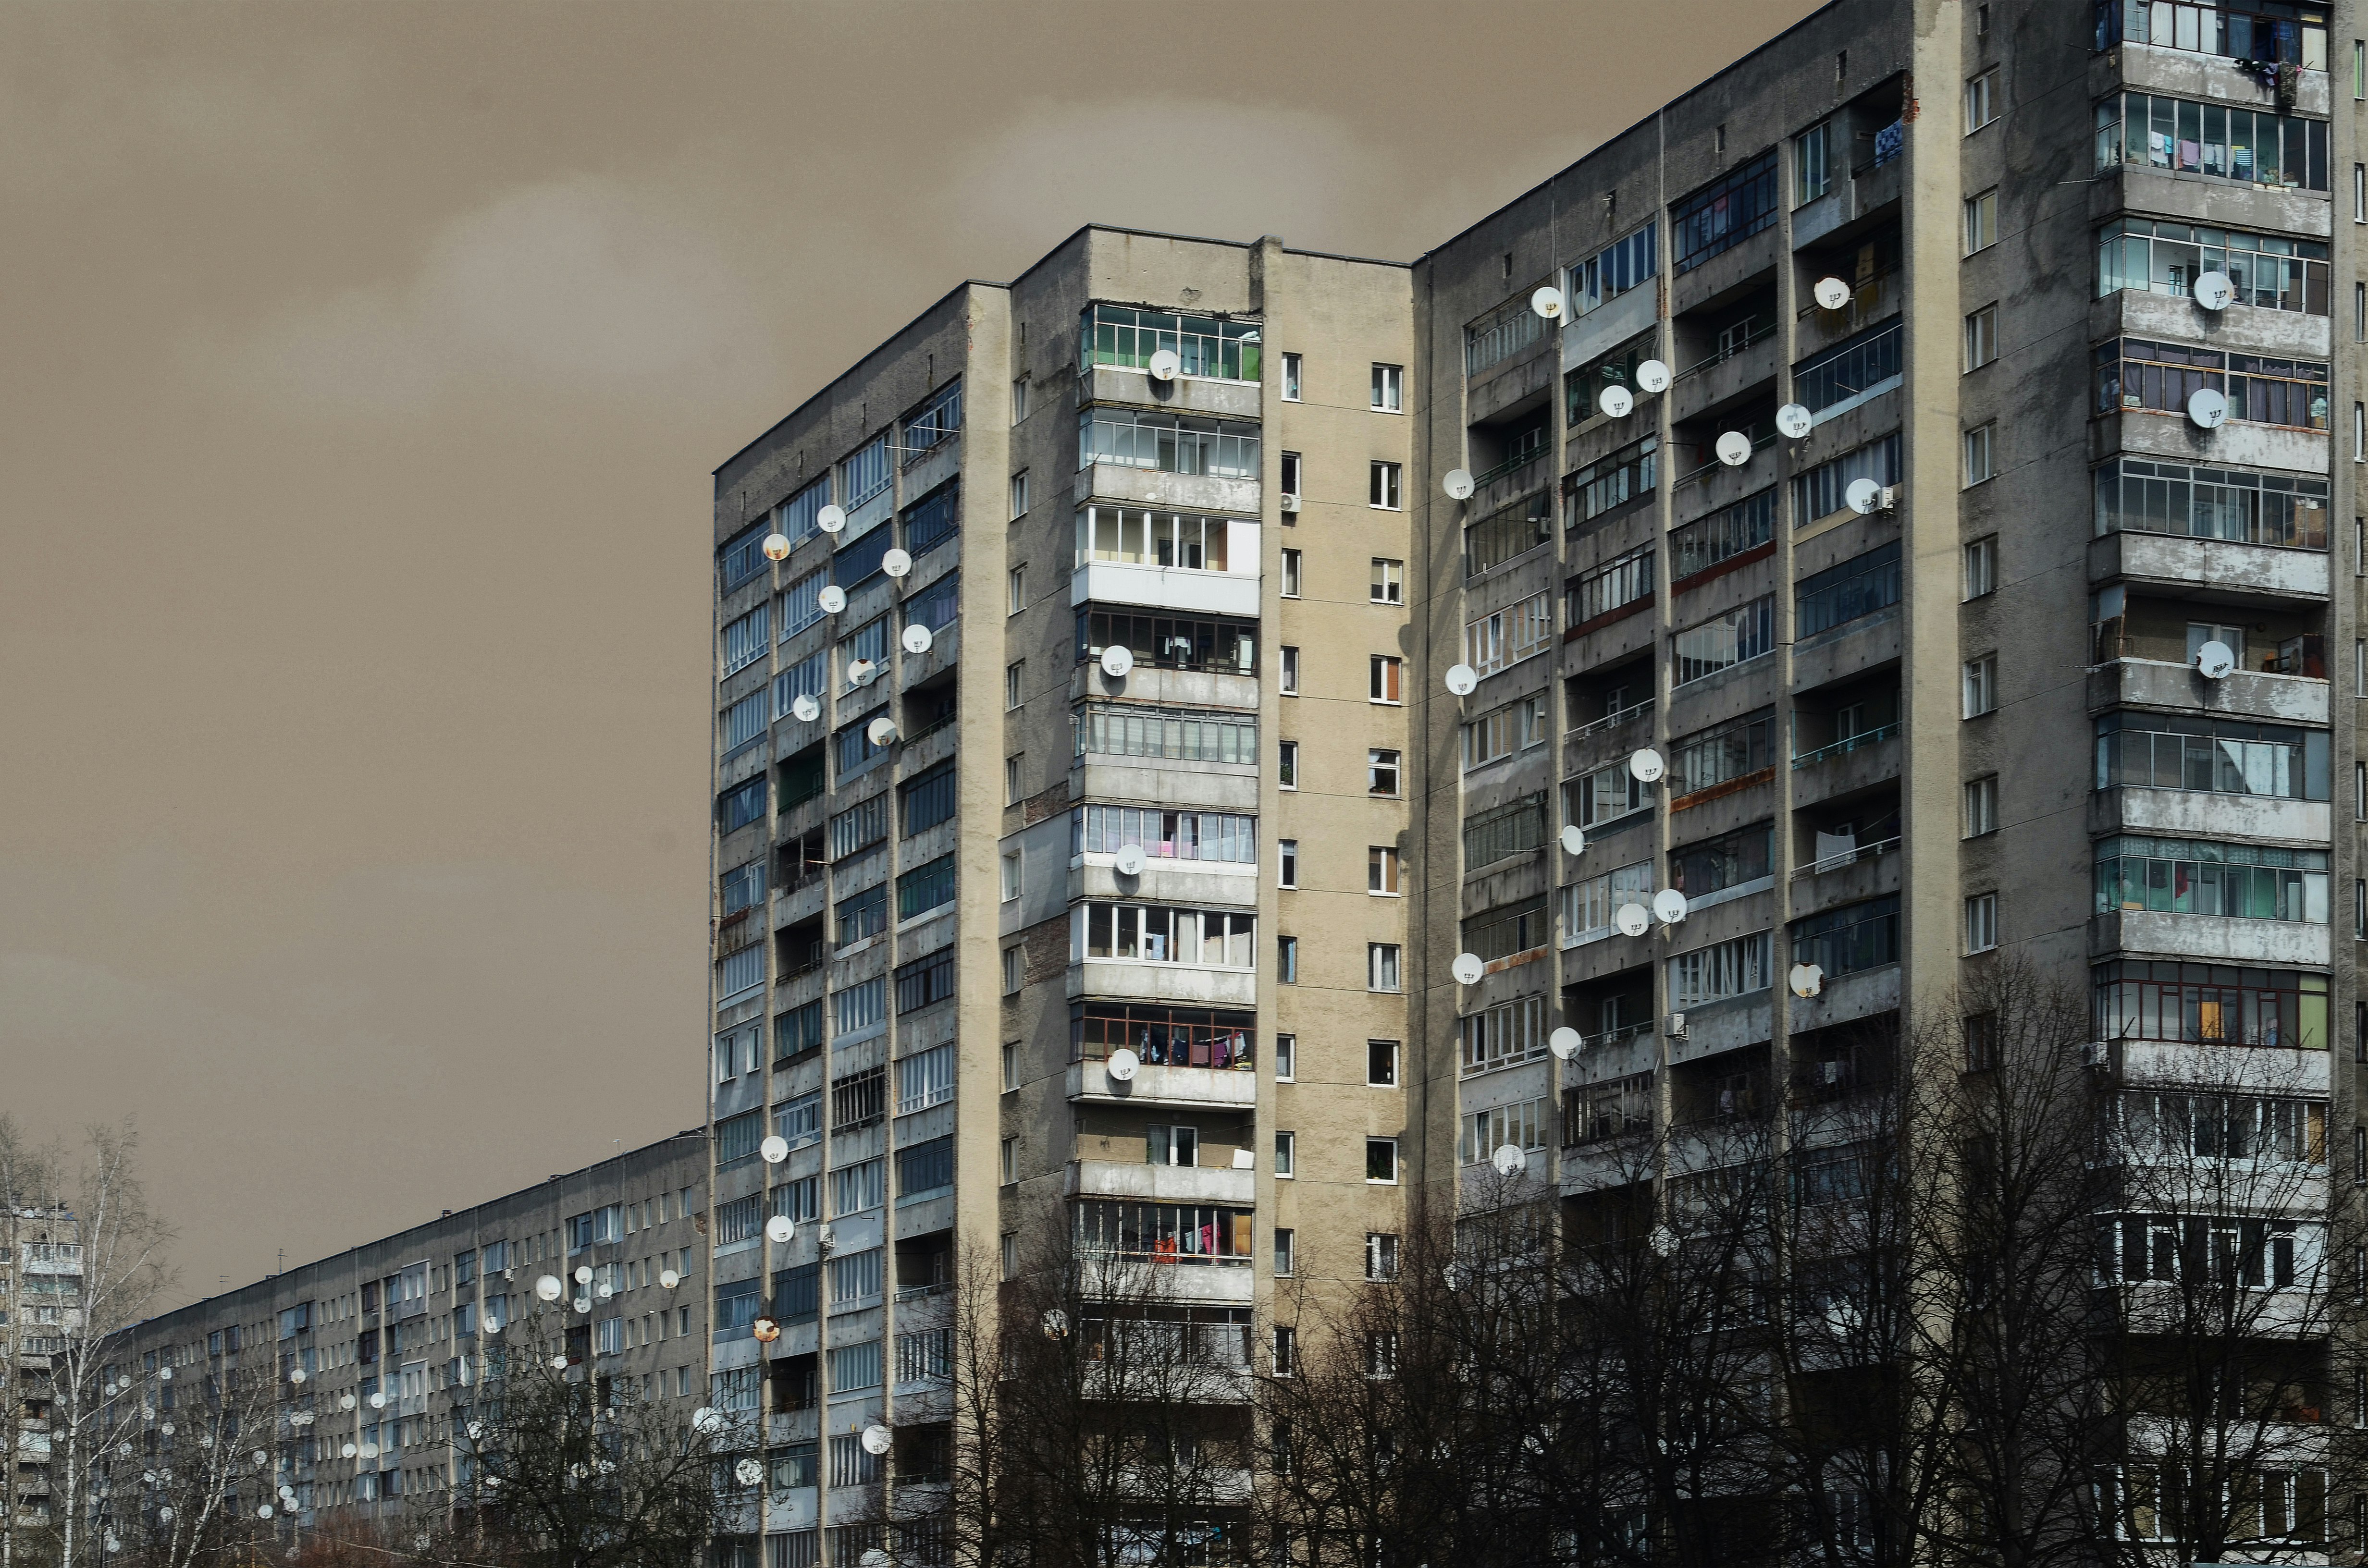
[1082,462,1260,518]
[2094,284,2331,362]
[2092,908,2331,965]
[1563,698,1655,773]
[1070,960,1256,1009]
[2094,407,2332,482]
[2092,785,2331,844]
[1081,364,1260,421]
[1671,322,1779,425]
[1784,963,1900,1033]
[1789,726,1901,810]
[2118,1039,2331,1095]
[1073,556,1260,620]
[2088,528,2330,600]
[2087,656,2328,724]
[1067,1060,1257,1110]
[1071,660,1260,713]
[1793,269,1901,355]
[1071,1161,1253,1205]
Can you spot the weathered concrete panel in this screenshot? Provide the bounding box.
[2093,786,2331,845]
[1084,364,1261,421]
[2088,658,2330,724]
[2092,909,2332,966]
[2089,530,2331,600]
[1083,462,1260,516]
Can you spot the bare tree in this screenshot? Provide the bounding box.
[104,1353,281,1568]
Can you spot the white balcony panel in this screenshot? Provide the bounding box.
[2100,787,2331,845]
[1084,365,1262,420]
[1073,662,1262,710]
[1667,998,1771,1066]
[2090,530,2331,600]
[1067,1061,1259,1109]
[1073,561,1261,618]
[1070,960,1258,1007]
[1073,762,1259,814]
[1076,858,1258,906]
[1083,463,1261,516]
[1072,1161,1255,1205]
[1080,1257,1255,1305]
[2119,1041,2331,1095]
[2093,909,2331,966]
[2091,658,2329,725]
[1561,284,1658,372]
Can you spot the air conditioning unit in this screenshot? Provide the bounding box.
[2080,1041,2111,1068]
[1877,485,1900,511]
[1665,1012,1689,1038]
[1279,494,1301,514]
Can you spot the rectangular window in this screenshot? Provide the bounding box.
[1079,303,1264,380]
[1964,655,1998,718]
[829,793,889,862]
[1369,462,1402,510]
[1468,490,1554,575]
[893,950,956,1016]
[1791,434,1901,524]
[1280,646,1300,694]
[1559,859,1655,946]
[1274,1228,1295,1275]
[1005,661,1024,710]
[722,602,772,677]
[1370,558,1404,603]
[1278,740,1299,788]
[1668,930,1772,1008]
[1963,537,1998,598]
[1964,69,1997,132]
[2096,218,2331,313]
[1274,1131,1295,1177]
[1964,188,1998,254]
[1079,904,1258,967]
[1073,706,1258,765]
[829,1158,885,1217]
[2092,457,2329,547]
[1965,304,1998,369]
[2093,836,2331,924]
[1368,943,1401,992]
[773,649,827,723]
[1369,747,1403,796]
[899,760,957,838]
[832,978,886,1040]
[1795,319,1903,415]
[1077,407,1260,478]
[1077,607,1259,677]
[1369,847,1400,895]
[1567,222,1658,317]
[1567,757,1653,830]
[1280,451,1302,498]
[835,706,891,776]
[1465,294,1548,375]
[1278,839,1298,889]
[1673,594,1777,684]
[1280,548,1302,598]
[1568,547,1653,629]
[841,433,891,508]
[1460,1100,1549,1163]
[1670,152,1778,273]
[1670,489,1775,583]
[1365,1141,1399,1186]
[2094,89,2330,188]
[1464,791,1548,870]
[1965,776,1999,836]
[1370,655,1403,702]
[896,854,956,921]
[1277,935,1299,984]
[1795,541,1902,637]
[1460,995,1547,1073]
[719,776,767,833]
[895,1136,954,1199]
[1281,353,1302,401]
[827,1341,883,1396]
[1461,694,1546,769]
[1966,893,1999,953]
[1795,121,1831,205]
[1465,895,1552,961]
[1011,376,1029,424]
[1001,946,1022,995]
[1371,364,1404,412]
[1564,435,1658,534]
[1010,469,1030,519]
[1147,1124,1198,1168]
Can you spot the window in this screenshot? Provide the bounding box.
[1565,436,1658,534]
[830,1158,885,1216]
[719,776,767,833]
[1461,994,1547,1071]
[1009,469,1031,520]
[1468,490,1554,576]
[1369,748,1401,795]
[1367,1040,1399,1087]
[1273,1325,1296,1375]
[1075,507,1235,569]
[2095,338,2330,430]
[773,649,827,723]
[1668,931,1772,1008]
[1673,594,1776,684]
[1278,740,1299,788]
[1568,758,1652,830]
[1671,153,1777,273]
[1796,320,1902,415]
[1965,776,1999,837]
[1964,69,1996,132]
[1004,754,1021,806]
[1078,904,1259,969]
[1074,706,1258,765]
[1963,537,1997,598]
[1561,859,1656,944]
[2096,219,2331,313]
[2357,36,2365,97]
[1146,1125,1200,1168]
[1795,122,1831,205]
[1371,364,1403,412]
[722,603,771,677]
[1964,304,1998,369]
[900,760,957,838]
[1792,433,1901,523]
[1280,451,1302,499]
[1281,353,1302,401]
[2093,457,2329,547]
[1278,840,1298,889]
[1011,376,1030,425]
[1078,607,1258,676]
[893,948,955,1013]
[833,977,886,1039]
[1078,408,1260,478]
[1461,1100,1547,1163]
[1465,294,1547,375]
[1280,647,1300,694]
[1795,542,1901,637]
[1005,661,1024,710]
[1465,592,1554,675]
[999,851,1022,903]
[1568,547,1653,628]
[2356,162,2366,221]
[1369,846,1400,894]
[1371,558,1403,603]
[1965,188,1998,253]
[1275,1228,1295,1276]
[1369,462,1402,510]
[1280,548,1302,598]
[1000,1137,1017,1185]
[2094,836,2331,923]
[2356,282,2365,342]
[1669,824,1773,900]
[1002,945,1022,995]
[1277,935,1299,983]
[1368,943,1401,992]
[776,1004,824,1065]
[1464,791,1548,870]
[829,793,889,862]
[1462,694,1546,769]
[2094,90,2330,189]
[1366,1235,1402,1287]
[1568,223,1657,317]
[1370,655,1403,702]
[2095,712,2329,803]
[1366,1141,1399,1185]
[1465,895,1551,962]
[1080,303,1263,379]
[1963,655,1998,717]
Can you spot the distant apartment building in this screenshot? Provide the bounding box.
[2,1202,81,1539]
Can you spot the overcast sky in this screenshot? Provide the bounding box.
[0,0,1822,1305]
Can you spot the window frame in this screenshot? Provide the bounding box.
[1369,461,1403,510]
[1965,187,1999,255]
[1365,1140,1401,1187]
[1370,364,1405,413]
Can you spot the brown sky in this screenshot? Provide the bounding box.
[0,0,1822,1305]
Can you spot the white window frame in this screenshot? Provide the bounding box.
[1281,646,1301,696]
[1280,353,1303,402]
[1963,537,1997,599]
[1371,557,1404,604]
[1279,739,1300,789]
[1274,1131,1296,1178]
[1369,462,1403,510]
[1964,775,1999,837]
[1278,839,1299,890]
[1964,422,1997,486]
[1010,469,1031,519]
[1369,655,1404,704]
[1965,893,1999,954]
[1963,654,1998,718]
[1007,565,1026,614]
[1964,188,1998,254]
[1370,364,1404,413]
[1964,68,1997,133]
[1365,1141,1400,1188]
[1281,548,1303,598]
[1368,943,1402,992]
[1964,303,1998,370]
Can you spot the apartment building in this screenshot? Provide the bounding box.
[99,1133,707,1541]
[2,1203,81,1540]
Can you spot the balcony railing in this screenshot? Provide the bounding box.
[1792,835,1903,878]
[1791,723,1901,769]
[1470,444,1547,491]
[1673,432,1778,488]
[1572,698,1655,742]
[1676,318,1780,382]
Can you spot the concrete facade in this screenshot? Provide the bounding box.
[2,1203,81,1536]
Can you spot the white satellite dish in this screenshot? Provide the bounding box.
[369,1392,385,1410]
[340,1394,356,1410]
[1560,824,1585,856]
[692,1408,722,1434]
[1106,1047,1140,1082]
[1549,1027,1582,1060]
[574,1266,594,1285]
[1789,962,1825,999]
[1628,748,1664,783]
[535,1275,562,1302]
[1715,430,1752,466]
[289,1367,305,1384]
[817,584,847,615]
[791,693,821,723]
[484,1319,503,1335]
[733,1458,763,1488]
[761,1135,789,1164]
[1598,384,1634,419]
[762,532,792,562]
[882,548,913,579]
[1443,469,1476,500]
[252,1449,268,1465]
[1845,478,1882,514]
[1491,1144,1526,1176]
[1146,349,1182,382]
[1775,403,1812,439]
[848,657,878,686]
[816,504,847,535]
[901,624,933,654]
[258,1506,274,1521]
[1452,953,1485,985]
[1649,1223,1677,1258]
[157,1367,172,1383]
[1114,844,1146,877]
[1653,889,1689,925]
[2193,270,2235,310]
[1615,904,1651,938]
[1444,663,1480,696]
[2195,640,2236,679]
[1634,359,1671,394]
[573,1296,591,1314]
[342,1443,356,1458]
[1813,276,1850,311]
[861,1423,894,1456]
[659,1269,680,1289]
[765,1215,795,1244]
[1530,286,1566,320]
[1100,644,1133,679]
[2187,387,2228,429]
[867,716,899,746]
[1042,1308,1071,1338]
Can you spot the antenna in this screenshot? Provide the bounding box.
[1444,663,1479,696]
[2195,640,2236,680]
[1775,403,1812,439]
[816,504,847,535]
[1451,953,1485,985]
[1147,349,1181,382]
[1813,276,1850,310]
[791,693,821,723]
[1634,359,1671,394]
[2187,387,2228,429]
[1443,469,1476,501]
[1530,286,1566,320]
[1549,1027,1582,1060]
[1099,644,1134,679]
[1714,430,1752,466]
[1628,748,1664,784]
[1106,1047,1140,1082]
[901,624,933,654]
[1113,844,1146,877]
[882,548,913,579]
[1559,824,1585,855]
[1615,904,1651,938]
[1845,477,1882,515]
[2193,270,2235,310]
[1598,384,1634,419]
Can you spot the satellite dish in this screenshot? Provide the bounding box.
[1100,644,1133,679]
[597,1281,615,1299]
[1550,1027,1582,1060]
[861,1423,894,1456]
[340,1394,356,1410]
[369,1392,385,1409]
[1452,953,1485,985]
[1560,824,1585,855]
[1775,403,1812,439]
[2187,387,2228,429]
[816,504,847,534]
[1114,844,1146,877]
[1106,1047,1140,1082]
[535,1275,562,1302]
[660,1269,681,1289]
[1443,469,1476,500]
[1634,359,1671,393]
[1445,663,1480,696]
[1615,904,1651,938]
[817,584,847,615]
[2194,270,2235,310]
[1649,1224,1677,1258]
[252,1450,268,1466]
[867,716,899,746]
[691,1408,722,1434]
[1491,1144,1526,1176]
[1043,1309,1071,1338]
[1845,478,1882,514]
[258,1506,274,1521]
[289,1368,305,1384]
[762,1134,790,1164]
[2195,640,2236,679]
[342,1443,356,1458]
[1715,430,1752,466]
[157,1367,172,1383]
[765,1215,795,1244]
[734,1458,763,1487]
[1147,349,1181,381]
[160,1421,175,1436]
[791,694,820,723]
[1530,286,1566,320]
[1789,962,1825,999]
[882,548,913,579]
[901,624,933,654]
[762,532,792,562]
[1653,889,1689,925]
[1628,748,1664,783]
[753,1317,780,1343]
[574,1266,594,1285]
[484,1319,503,1335]
[573,1296,591,1314]
[1598,384,1634,419]
[1813,276,1851,310]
